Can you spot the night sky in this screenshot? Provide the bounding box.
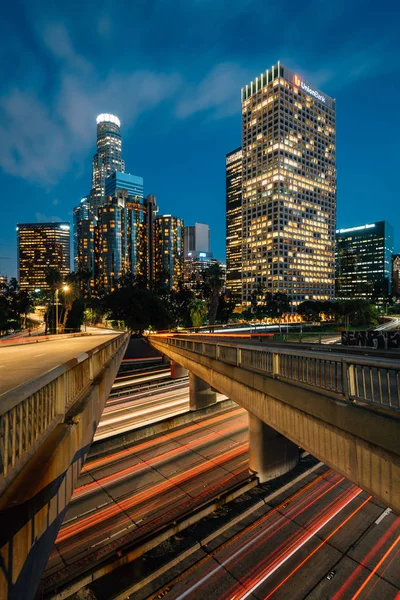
[0,0,399,278]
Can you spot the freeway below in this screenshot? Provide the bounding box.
[95,361,226,440]
[0,333,122,396]
[41,406,251,595]
[144,469,400,600]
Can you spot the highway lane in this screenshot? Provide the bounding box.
[95,365,226,440]
[41,406,250,592]
[0,333,121,395]
[154,472,400,600]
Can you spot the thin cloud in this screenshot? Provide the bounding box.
[176,63,250,120]
[0,21,181,185]
[35,212,62,222]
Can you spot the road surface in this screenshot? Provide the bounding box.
[41,406,250,593]
[146,470,400,600]
[0,333,121,396]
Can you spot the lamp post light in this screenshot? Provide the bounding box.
[55,285,69,334]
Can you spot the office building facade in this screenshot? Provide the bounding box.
[94,194,147,293]
[144,194,158,283]
[226,147,243,301]
[105,171,144,199]
[241,62,336,305]
[336,221,393,301]
[154,215,184,289]
[393,254,400,298]
[17,223,70,291]
[184,223,210,255]
[0,275,7,293]
[184,250,215,291]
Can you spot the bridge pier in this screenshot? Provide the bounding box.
[248,413,298,482]
[170,360,188,379]
[189,373,217,410]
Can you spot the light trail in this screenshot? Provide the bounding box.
[351,534,400,599]
[115,367,169,382]
[173,472,345,600]
[364,547,400,599]
[74,417,247,499]
[331,516,400,599]
[112,371,173,389]
[234,486,362,600]
[104,383,188,410]
[56,442,248,544]
[263,494,373,599]
[84,407,245,472]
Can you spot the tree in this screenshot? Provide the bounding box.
[265,292,291,333]
[204,262,225,325]
[103,283,172,334]
[65,298,85,332]
[169,283,195,327]
[45,268,62,333]
[0,295,10,335]
[61,273,80,332]
[297,301,321,323]
[216,293,236,323]
[190,298,207,327]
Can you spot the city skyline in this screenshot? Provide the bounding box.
[1,1,400,278]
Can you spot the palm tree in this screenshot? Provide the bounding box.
[190,298,207,327]
[45,268,62,333]
[204,262,225,326]
[60,273,80,332]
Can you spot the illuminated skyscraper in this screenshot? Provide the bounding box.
[144,194,158,283]
[90,113,125,214]
[17,223,70,291]
[393,254,400,298]
[94,194,147,293]
[225,147,242,301]
[241,62,336,305]
[74,115,149,294]
[336,221,393,300]
[154,215,184,289]
[73,197,93,272]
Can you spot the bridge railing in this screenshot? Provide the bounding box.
[154,335,400,412]
[0,332,129,487]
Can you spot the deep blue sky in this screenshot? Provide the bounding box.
[0,0,399,278]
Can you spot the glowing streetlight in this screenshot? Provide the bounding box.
[55,285,70,334]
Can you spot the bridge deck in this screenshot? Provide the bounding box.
[0,334,121,396]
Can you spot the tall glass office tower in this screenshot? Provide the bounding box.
[226,147,243,302]
[17,223,70,291]
[154,215,184,289]
[90,113,125,214]
[336,221,393,300]
[241,62,336,305]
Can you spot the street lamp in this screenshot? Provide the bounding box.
[55,285,69,334]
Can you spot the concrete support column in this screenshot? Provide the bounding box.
[189,373,217,410]
[170,360,188,379]
[248,412,298,482]
[161,353,170,365]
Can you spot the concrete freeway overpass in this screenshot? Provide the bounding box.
[148,334,400,514]
[0,332,129,600]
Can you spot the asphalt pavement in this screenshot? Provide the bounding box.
[139,470,400,600]
[0,333,121,396]
[41,406,250,594]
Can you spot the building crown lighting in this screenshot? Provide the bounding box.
[96,113,121,127]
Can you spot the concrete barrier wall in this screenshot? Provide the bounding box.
[0,337,129,600]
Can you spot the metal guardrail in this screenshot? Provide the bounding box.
[151,335,400,412]
[0,332,129,483]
